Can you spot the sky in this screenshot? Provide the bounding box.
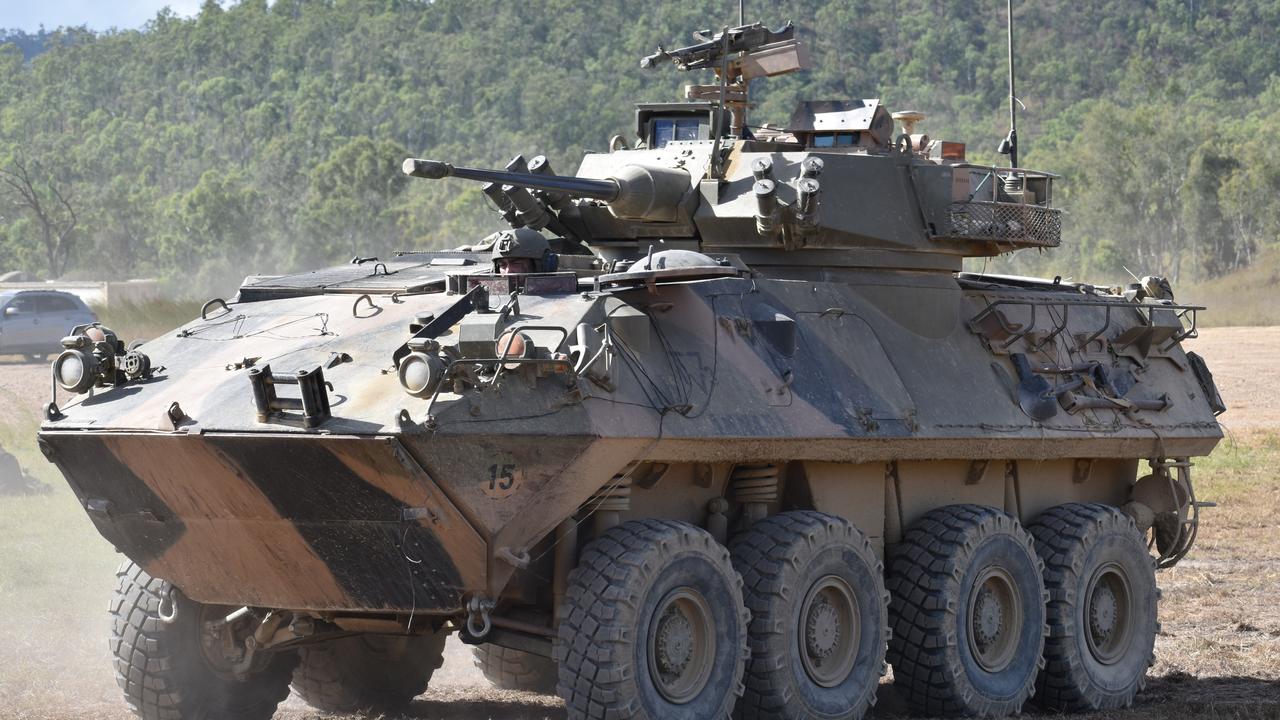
[0,0,204,32]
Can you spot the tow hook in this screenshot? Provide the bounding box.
[465,596,494,639]
[158,587,179,624]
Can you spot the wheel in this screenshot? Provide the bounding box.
[473,644,558,694]
[291,631,447,713]
[886,504,1047,717]
[730,511,888,720]
[1028,503,1158,711]
[110,561,297,720]
[554,518,750,720]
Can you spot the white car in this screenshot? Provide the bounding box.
[0,290,98,361]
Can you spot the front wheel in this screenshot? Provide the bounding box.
[473,644,558,694]
[109,562,297,720]
[554,518,750,720]
[291,631,447,713]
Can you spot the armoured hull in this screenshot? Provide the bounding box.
[40,271,1220,614]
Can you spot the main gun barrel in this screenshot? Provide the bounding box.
[403,157,691,223]
[403,159,621,202]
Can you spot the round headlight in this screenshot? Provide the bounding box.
[53,350,96,394]
[397,352,445,398]
[496,331,535,370]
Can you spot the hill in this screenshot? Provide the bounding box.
[2,0,1280,294]
[1182,249,1280,327]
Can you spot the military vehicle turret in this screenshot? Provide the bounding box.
[40,16,1223,720]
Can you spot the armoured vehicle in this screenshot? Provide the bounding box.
[39,18,1224,720]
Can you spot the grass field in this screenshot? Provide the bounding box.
[1182,250,1280,327]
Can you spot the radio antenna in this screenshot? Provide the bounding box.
[738,0,745,25]
[997,0,1019,167]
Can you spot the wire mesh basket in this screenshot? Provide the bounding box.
[942,201,1062,247]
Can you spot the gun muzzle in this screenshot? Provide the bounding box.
[402,158,453,179]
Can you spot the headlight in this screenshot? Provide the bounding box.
[397,352,445,398]
[53,349,97,394]
[496,331,535,370]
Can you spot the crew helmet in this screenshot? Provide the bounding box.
[491,228,551,262]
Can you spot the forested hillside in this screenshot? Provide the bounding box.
[2,0,1279,294]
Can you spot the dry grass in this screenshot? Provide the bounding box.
[0,416,124,718]
[1137,435,1280,714]
[1181,250,1280,328]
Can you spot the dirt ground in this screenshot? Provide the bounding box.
[0,327,1277,720]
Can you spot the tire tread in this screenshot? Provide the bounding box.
[730,510,889,720]
[109,561,295,720]
[1029,502,1157,712]
[885,504,1046,718]
[473,644,558,694]
[553,518,750,720]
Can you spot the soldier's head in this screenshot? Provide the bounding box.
[491,228,551,275]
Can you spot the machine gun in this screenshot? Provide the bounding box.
[403,158,692,226]
[641,21,809,154]
[640,21,795,73]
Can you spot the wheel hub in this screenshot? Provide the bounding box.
[655,606,694,677]
[798,576,861,688]
[1085,563,1134,665]
[972,586,1006,651]
[967,566,1022,673]
[1089,582,1118,642]
[196,604,254,680]
[647,588,715,704]
[805,599,841,659]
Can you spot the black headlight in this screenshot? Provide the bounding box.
[53,349,99,394]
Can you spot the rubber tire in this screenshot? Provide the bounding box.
[886,504,1047,717]
[473,644,558,694]
[291,631,447,713]
[730,511,888,720]
[554,518,750,720]
[110,561,298,720]
[1028,503,1158,711]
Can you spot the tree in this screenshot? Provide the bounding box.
[0,151,79,278]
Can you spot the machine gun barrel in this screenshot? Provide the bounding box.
[641,21,795,72]
[403,159,620,202]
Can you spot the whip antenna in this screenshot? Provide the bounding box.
[997,0,1019,167]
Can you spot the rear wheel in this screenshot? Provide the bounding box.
[554,518,750,720]
[110,561,297,720]
[886,504,1047,717]
[473,644,558,694]
[1029,503,1158,711]
[730,511,888,720]
[291,631,447,713]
